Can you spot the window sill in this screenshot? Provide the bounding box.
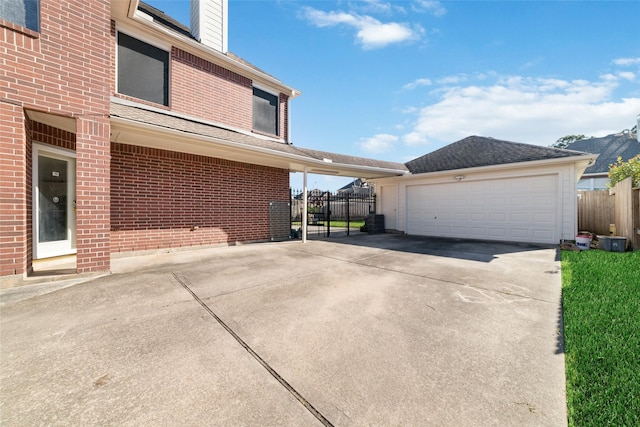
[251,129,281,139]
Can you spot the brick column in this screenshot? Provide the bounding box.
[0,102,28,276]
[75,116,111,273]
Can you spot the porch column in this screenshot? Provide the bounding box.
[75,116,111,273]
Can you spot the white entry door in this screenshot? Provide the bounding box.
[34,145,76,259]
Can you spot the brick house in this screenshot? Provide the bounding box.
[1,0,406,281]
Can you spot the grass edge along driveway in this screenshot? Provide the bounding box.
[561,249,639,427]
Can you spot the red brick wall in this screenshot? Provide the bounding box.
[110,143,290,252]
[0,0,112,277]
[171,48,253,131]
[0,104,28,276]
[111,32,290,141]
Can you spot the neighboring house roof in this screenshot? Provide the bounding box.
[564,133,640,175]
[110,101,408,178]
[337,179,374,195]
[405,135,590,174]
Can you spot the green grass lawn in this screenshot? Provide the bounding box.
[561,249,640,426]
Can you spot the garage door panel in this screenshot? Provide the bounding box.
[489,228,507,238]
[533,212,555,223]
[470,227,488,236]
[533,229,554,240]
[406,175,558,244]
[510,228,530,239]
[488,212,506,221]
[510,212,529,223]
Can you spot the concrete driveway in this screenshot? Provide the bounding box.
[0,234,566,426]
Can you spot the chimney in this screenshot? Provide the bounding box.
[190,0,228,54]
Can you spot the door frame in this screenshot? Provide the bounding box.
[32,143,77,260]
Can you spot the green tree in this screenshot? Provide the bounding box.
[608,155,640,188]
[550,134,587,149]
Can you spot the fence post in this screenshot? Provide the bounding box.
[346,193,351,236]
[326,191,331,237]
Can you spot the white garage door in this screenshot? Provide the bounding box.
[406,175,559,244]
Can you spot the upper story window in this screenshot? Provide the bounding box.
[253,87,279,136]
[117,32,169,106]
[0,0,40,32]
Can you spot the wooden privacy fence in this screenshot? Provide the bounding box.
[577,176,639,250]
[577,190,615,236]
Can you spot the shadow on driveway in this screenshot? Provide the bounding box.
[308,231,558,263]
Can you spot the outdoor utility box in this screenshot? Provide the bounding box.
[597,236,627,252]
[366,214,385,234]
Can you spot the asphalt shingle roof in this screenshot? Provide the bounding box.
[110,102,407,172]
[405,135,590,174]
[564,133,639,175]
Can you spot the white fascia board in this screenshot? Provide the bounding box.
[121,0,300,99]
[109,115,407,178]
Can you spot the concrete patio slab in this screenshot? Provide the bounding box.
[0,234,566,426]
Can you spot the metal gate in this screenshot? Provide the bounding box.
[290,188,376,238]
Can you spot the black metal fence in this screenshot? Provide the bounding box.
[290,188,376,237]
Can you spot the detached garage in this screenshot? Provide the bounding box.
[373,136,597,245]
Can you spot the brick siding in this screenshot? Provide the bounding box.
[1,0,112,276]
[1,1,294,279]
[110,143,290,252]
[112,35,290,141]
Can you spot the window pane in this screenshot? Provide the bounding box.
[253,87,278,136]
[0,0,39,32]
[117,32,169,106]
[38,156,68,242]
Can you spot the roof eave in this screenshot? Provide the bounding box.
[109,115,406,179]
[380,154,599,181]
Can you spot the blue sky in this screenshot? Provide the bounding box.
[145,0,640,190]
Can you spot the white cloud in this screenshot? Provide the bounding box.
[437,74,469,85]
[613,57,640,66]
[618,71,636,81]
[400,73,640,147]
[403,78,432,90]
[301,7,423,49]
[412,0,447,17]
[354,0,397,15]
[359,133,399,153]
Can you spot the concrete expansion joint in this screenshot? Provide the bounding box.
[171,272,335,427]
